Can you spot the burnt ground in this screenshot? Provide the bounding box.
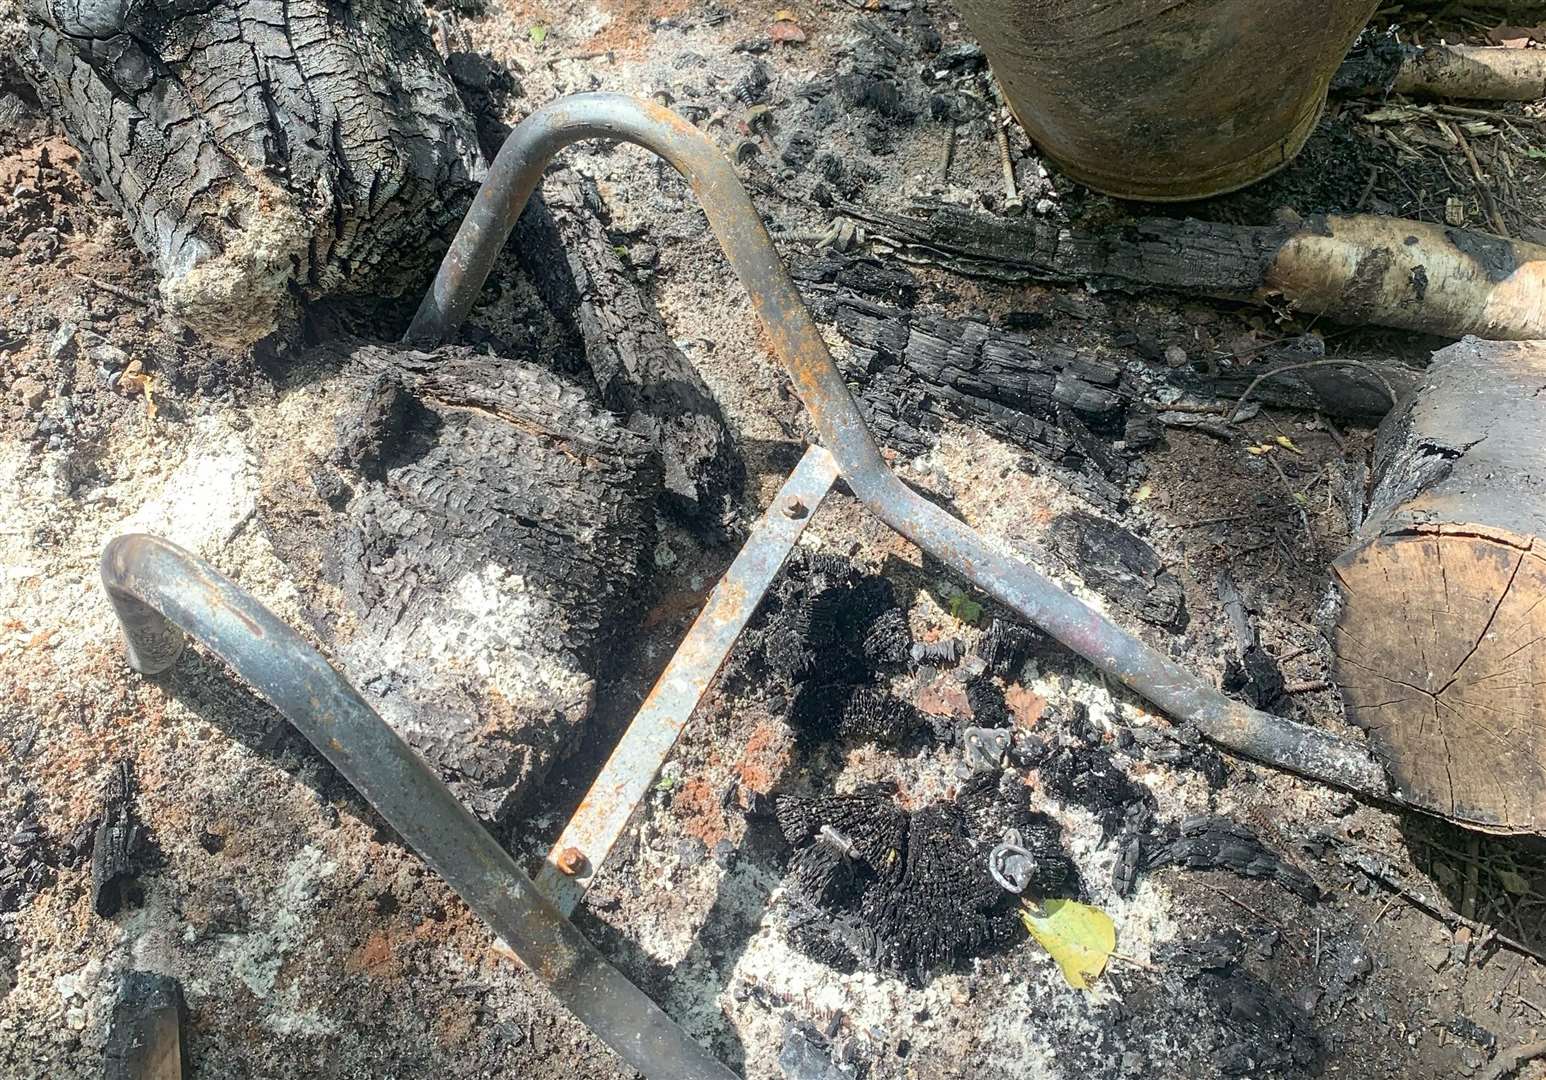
[4,2,1546,1079]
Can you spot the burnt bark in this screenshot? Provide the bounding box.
[17,0,485,344]
[800,252,1417,511]
[260,342,661,821]
[511,177,744,530]
[91,760,147,918]
[834,202,1546,340]
[1331,337,1546,833]
[1046,511,1187,631]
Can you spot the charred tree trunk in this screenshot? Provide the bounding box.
[836,202,1546,340]
[1331,337,1546,834]
[17,0,485,345]
[260,342,661,821]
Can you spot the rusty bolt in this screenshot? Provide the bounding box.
[555,846,587,877]
[782,495,807,519]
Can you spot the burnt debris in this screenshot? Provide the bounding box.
[742,550,921,748]
[775,775,1078,985]
[1147,817,1320,903]
[1,801,56,916]
[1046,511,1187,631]
[1152,933,1324,1077]
[91,760,153,918]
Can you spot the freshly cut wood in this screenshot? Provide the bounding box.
[838,202,1546,340]
[260,342,661,821]
[17,0,484,344]
[1331,337,1546,833]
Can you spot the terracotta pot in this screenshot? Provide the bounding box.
[954,0,1380,201]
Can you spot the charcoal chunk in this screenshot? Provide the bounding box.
[775,776,1077,984]
[1147,816,1319,902]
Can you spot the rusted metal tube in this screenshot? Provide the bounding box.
[99,533,740,1080]
[408,93,1395,803]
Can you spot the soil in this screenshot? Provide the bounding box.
[4,2,1546,1080]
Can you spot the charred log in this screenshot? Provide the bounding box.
[1331,337,1546,834]
[260,342,660,821]
[17,0,485,344]
[802,252,1418,511]
[834,202,1546,340]
[511,177,744,530]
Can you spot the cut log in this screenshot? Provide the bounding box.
[511,177,744,531]
[259,342,661,821]
[16,0,484,345]
[1330,337,1546,833]
[836,202,1546,340]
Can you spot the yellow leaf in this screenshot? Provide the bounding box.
[773,8,798,19]
[1020,899,1115,990]
[1274,435,1302,454]
[1134,484,1152,502]
[1245,444,1270,455]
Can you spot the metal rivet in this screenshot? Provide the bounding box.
[556,846,587,876]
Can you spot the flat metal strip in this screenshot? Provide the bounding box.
[536,445,840,914]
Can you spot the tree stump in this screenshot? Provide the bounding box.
[17,0,484,344]
[1331,337,1546,833]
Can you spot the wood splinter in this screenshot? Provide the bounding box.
[1331,337,1546,834]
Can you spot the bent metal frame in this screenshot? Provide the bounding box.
[100,94,1401,1080]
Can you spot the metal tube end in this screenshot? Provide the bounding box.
[101,535,187,675]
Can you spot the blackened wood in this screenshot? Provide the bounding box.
[512,177,744,531]
[261,342,661,821]
[800,253,1415,513]
[1047,511,1187,630]
[1331,338,1546,833]
[17,0,484,344]
[104,972,186,1080]
[1216,572,1289,713]
[91,761,143,918]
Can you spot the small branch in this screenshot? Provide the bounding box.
[73,273,153,308]
[1452,125,1510,239]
